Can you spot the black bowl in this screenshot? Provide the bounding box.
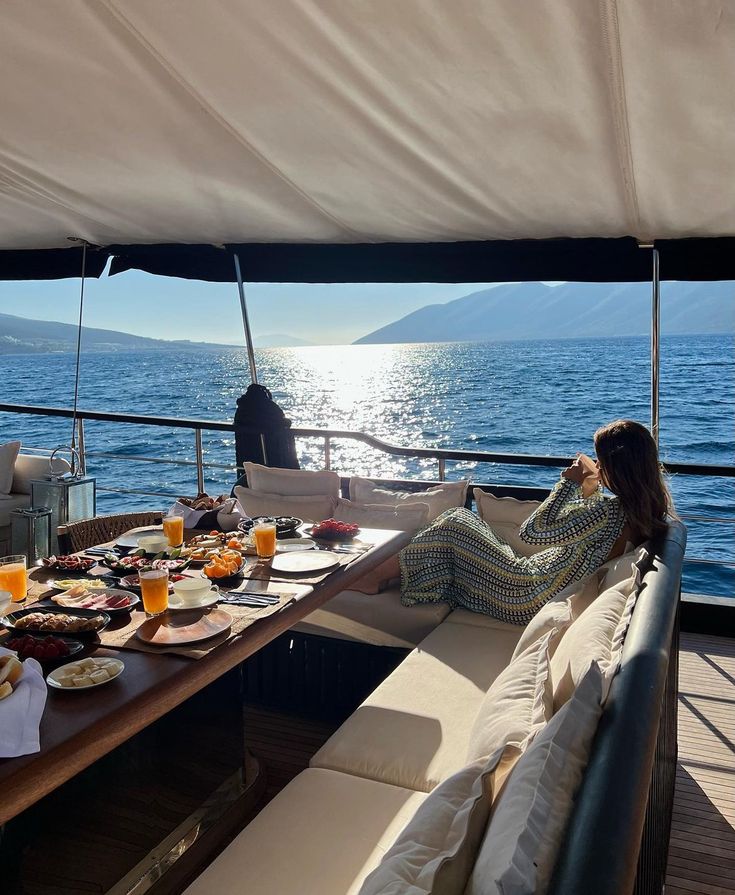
[238,516,302,538]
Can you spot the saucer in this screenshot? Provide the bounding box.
[167,591,219,611]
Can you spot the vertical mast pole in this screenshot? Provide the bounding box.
[233,253,258,385]
[651,247,661,445]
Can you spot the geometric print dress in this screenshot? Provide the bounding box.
[399,479,626,626]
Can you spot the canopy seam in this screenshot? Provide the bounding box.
[598,0,647,241]
[98,0,362,241]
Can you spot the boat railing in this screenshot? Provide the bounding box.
[1,402,733,576]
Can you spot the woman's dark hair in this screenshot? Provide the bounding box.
[594,419,675,542]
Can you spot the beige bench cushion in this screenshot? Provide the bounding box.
[183,768,426,895]
[0,493,30,527]
[293,587,451,649]
[311,619,523,792]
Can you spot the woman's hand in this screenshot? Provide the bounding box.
[561,454,600,497]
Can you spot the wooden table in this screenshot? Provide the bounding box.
[0,526,411,825]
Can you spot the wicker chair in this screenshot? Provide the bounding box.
[57,511,164,554]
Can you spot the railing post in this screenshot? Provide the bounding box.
[651,246,661,446]
[438,458,446,481]
[76,417,87,476]
[324,437,331,470]
[194,429,205,494]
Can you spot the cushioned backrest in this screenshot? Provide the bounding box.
[12,453,71,495]
[349,477,468,520]
[233,486,336,523]
[472,489,542,556]
[333,498,430,531]
[243,462,340,497]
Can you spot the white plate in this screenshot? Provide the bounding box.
[276,538,315,553]
[167,592,219,611]
[47,658,124,690]
[270,551,340,574]
[50,578,110,591]
[116,527,163,548]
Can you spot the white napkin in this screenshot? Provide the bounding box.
[0,646,48,758]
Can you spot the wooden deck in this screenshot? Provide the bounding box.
[667,631,735,895]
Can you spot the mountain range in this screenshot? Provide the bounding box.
[354,282,734,344]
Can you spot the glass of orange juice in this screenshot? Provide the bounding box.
[253,522,277,559]
[0,555,28,603]
[163,513,184,547]
[140,569,169,616]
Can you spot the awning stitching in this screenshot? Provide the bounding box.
[598,0,646,241]
[97,0,362,241]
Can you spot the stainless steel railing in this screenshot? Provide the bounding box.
[2,402,734,570]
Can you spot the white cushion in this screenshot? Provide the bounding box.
[472,489,543,556]
[511,571,600,661]
[333,498,430,531]
[550,566,641,710]
[0,441,21,495]
[183,768,426,895]
[0,493,30,528]
[441,609,524,634]
[233,486,335,523]
[311,620,523,792]
[293,586,451,649]
[243,461,340,497]
[349,477,468,521]
[359,746,519,895]
[467,664,604,895]
[11,452,71,495]
[597,544,647,591]
[466,629,556,763]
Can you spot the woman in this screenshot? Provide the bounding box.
[400,419,674,625]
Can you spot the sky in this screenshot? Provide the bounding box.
[0,272,498,346]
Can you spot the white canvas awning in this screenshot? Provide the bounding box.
[0,0,733,252]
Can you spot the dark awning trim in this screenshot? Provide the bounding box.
[2,236,735,283]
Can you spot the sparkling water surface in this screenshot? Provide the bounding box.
[1,334,733,597]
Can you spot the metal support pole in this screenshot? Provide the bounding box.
[76,417,87,476]
[194,429,205,494]
[324,437,331,470]
[438,458,446,482]
[233,254,258,385]
[651,247,661,445]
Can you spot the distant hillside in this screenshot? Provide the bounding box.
[0,314,309,354]
[354,282,735,344]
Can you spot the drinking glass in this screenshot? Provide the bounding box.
[163,513,185,547]
[0,555,28,603]
[140,569,169,616]
[253,522,277,559]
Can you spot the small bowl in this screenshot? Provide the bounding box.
[137,534,169,555]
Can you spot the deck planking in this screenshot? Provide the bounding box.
[666,631,735,895]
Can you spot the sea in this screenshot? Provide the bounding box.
[1,333,733,597]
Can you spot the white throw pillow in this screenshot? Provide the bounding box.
[11,453,71,495]
[233,486,336,523]
[243,462,340,497]
[466,663,604,895]
[550,567,641,710]
[598,544,648,592]
[472,489,542,556]
[466,629,557,763]
[511,572,600,661]
[0,441,21,495]
[333,498,430,532]
[350,477,468,521]
[359,745,521,895]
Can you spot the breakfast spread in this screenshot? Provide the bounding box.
[311,519,360,540]
[177,494,228,511]
[51,656,123,689]
[13,611,106,633]
[6,634,77,662]
[238,516,302,536]
[203,550,244,579]
[0,653,23,701]
[55,578,108,591]
[103,551,190,575]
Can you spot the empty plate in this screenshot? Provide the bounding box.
[270,551,340,574]
[135,608,232,646]
[276,538,315,553]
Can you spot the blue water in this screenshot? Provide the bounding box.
[1,334,733,596]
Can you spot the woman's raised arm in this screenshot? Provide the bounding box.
[519,478,612,547]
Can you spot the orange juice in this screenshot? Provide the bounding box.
[0,556,27,603]
[163,515,184,547]
[253,523,277,559]
[140,569,169,615]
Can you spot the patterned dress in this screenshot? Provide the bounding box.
[399,479,626,625]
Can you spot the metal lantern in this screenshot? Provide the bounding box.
[10,507,53,564]
[31,447,96,553]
